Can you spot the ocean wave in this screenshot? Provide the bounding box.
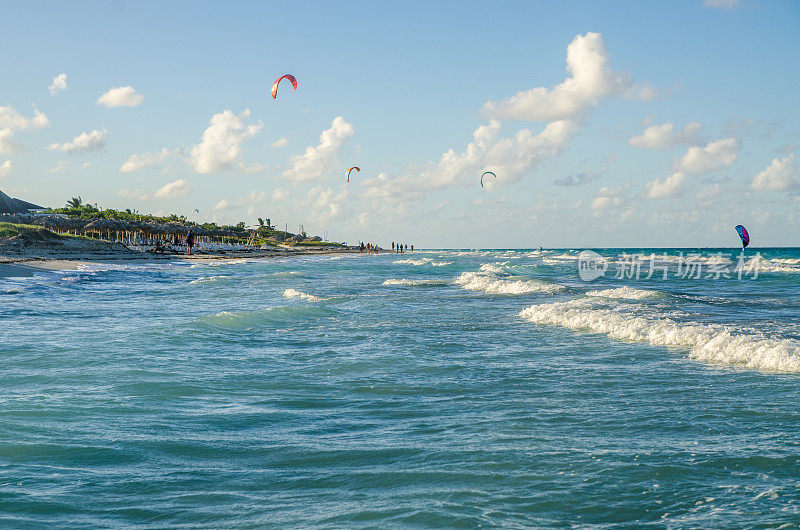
[586,286,659,300]
[479,263,506,274]
[189,275,231,285]
[455,271,564,295]
[269,271,303,278]
[519,299,800,372]
[196,306,338,330]
[283,288,324,302]
[383,278,448,286]
[394,258,453,267]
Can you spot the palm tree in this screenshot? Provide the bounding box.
[66,196,83,208]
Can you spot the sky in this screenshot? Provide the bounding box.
[1,0,799,248]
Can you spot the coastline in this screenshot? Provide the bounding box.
[0,247,367,278]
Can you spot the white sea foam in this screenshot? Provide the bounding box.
[283,288,324,302]
[383,278,448,286]
[189,275,230,285]
[586,287,659,300]
[519,299,800,372]
[394,258,453,267]
[479,263,505,274]
[269,271,302,278]
[455,271,564,295]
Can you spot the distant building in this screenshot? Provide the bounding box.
[0,189,45,214]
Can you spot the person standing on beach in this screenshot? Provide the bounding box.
[186,230,195,255]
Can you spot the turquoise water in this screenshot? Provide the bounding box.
[2,249,799,527]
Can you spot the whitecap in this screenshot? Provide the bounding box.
[519,299,800,373]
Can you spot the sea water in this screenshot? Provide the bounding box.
[1,248,799,526]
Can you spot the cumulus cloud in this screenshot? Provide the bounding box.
[121,148,177,173]
[154,178,191,199]
[750,154,800,191]
[47,161,69,174]
[0,160,11,179]
[304,186,350,221]
[362,120,574,201]
[0,129,21,155]
[48,129,108,153]
[0,106,50,130]
[482,33,650,122]
[591,185,626,210]
[0,106,50,154]
[119,178,192,200]
[272,188,289,201]
[645,172,687,199]
[49,73,68,95]
[673,138,740,174]
[628,121,703,149]
[190,109,263,174]
[96,86,144,107]
[271,138,288,148]
[283,117,354,181]
[213,190,266,210]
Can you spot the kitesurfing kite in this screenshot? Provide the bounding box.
[735,225,750,249]
[346,166,360,182]
[271,74,297,99]
[480,171,496,188]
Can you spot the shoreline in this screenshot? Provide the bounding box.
[0,247,371,278]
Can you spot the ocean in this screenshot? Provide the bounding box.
[1,248,799,526]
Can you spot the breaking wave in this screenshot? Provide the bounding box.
[586,287,659,300]
[283,288,324,302]
[455,271,565,295]
[383,278,448,286]
[519,299,800,372]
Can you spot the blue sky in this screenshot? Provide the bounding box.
[1,0,798,247]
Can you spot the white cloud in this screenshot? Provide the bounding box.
[119,178,192,200]
[121,148,176,173]
[304,186,349,221]
[0,106,50,130]
[0,129,21,155]
[673,138,740,174]
[213,190,266,210]
[82,162,91,168]
[154,178,191,199]
[0,106,50,153]
[271,138,288,148]
[272,188,289,201]
[190,109,263,174]
[645,172,687,199]
[283,116,354,181]
[47,161,69,174]
[0,160,11,179]
[49,73,68,95]
[96,86,144,108]
[591,185,626,210]
[482,33,649,122]
[703,0,742,9]
[750,154,800,191]
[362,119,573,200]
[628,121,703,149]
[48,129,108,153]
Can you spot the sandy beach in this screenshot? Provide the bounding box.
[0,248,364,278]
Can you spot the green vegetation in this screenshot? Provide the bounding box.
[0,222,90,241]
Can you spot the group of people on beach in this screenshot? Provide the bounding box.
[391,242,412,253]
[359,242,382,253]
